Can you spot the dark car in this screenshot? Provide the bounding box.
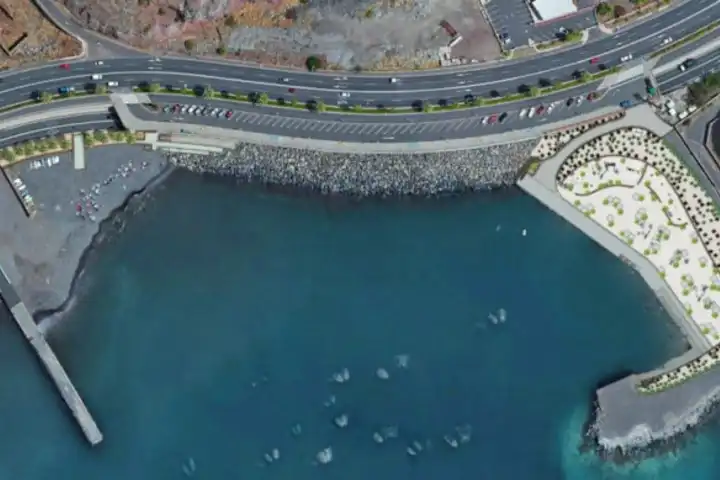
[498,112,508,123]
[620,100,633,108]
[536,105,545,115]
[566,97,574,107]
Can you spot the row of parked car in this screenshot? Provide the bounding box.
[163,103,235,119]
[518,93,597,119]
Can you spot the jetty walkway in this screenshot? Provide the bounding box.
[0,264,102,446]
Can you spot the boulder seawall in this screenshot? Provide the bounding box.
[167,141,537,196]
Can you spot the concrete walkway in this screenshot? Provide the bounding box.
[518,104,709,351]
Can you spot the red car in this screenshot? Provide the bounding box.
[225,110,234,119]
[590,57,600,64]
[536,105,545,115]
[488,114,498,124]
[587,92,598,101]
[288,87,296,93]
[59,63,70,70]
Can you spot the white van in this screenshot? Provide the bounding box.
[91,74,103,80]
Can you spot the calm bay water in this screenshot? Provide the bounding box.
[0,170,718,479]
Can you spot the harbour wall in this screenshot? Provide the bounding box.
[516,105,720,458]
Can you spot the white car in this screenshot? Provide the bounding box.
[527,108,535,118]
[547,104,555,114]
[91,74,103,80]
[95,61,104,65]
[662,37,673,45]
[481,116,489,125]
[679,64,687,72]
[519,108,528,118]
[620,53,633,62]
[107,81,118,87]
[340,92,350,97]
[389,78,398,83]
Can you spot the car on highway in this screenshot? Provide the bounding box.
[679,58,696,71]
[288,88,296,93]
[91,74,103,80]
[59,63,70,70]
[389,78,398,83]
[620,53,633,62]
[107,81,118,87]
[95,61,104,66]
[340,92,350,97]
[281,78,289,82]
[58,86,75,94]
[662,37,673,45]
[589,57,600,64]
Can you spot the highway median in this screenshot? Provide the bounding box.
[131,67,619,115]
[649,19,720,59]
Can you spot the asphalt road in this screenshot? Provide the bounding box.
[129,80,641,143]
[657,48,720,91]
[0,0,716,109]
[0,113,116,148]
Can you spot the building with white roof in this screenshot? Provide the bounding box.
[530,0,578,22]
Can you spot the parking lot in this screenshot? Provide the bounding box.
[484,0,597,47]
[151,97,601,142]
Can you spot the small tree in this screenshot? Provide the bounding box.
[184,39,196,52]
[1,148,15,162]
[39,91,53,104]
[423,102,433,113]
[125,131,136,144]
[94,130,109,143]
[290,98,299,108]
[45,137,58,150]
[315,100,326,112]
[58,136,71,150]
[258,92,269,105]
[83,132,94,147]
[202,85,215,99]
[596,2,611,16]
[216,45,227,55]
[306,55,325,72]
[36,140,49,152]
[528,86,540,97]
[613,4,627,17]
[26,140,38,154]
[580,71,591,82]
[94,84,108,95]
[147,83,161,93]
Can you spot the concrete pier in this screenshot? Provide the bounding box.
[517,105,720,451]
[0,265,102,446]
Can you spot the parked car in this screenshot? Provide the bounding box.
[225,110,234,119]
[536,105,545,115]
[498,112,508,123]
[679,58,696,71]
[519,108,528,118]
[488,114,498,124]
[547,104,555,114]
[527,107,535,118]
[566,97,574,107]
[575,95,583,105]
[620,100,633,108]
[481,116,489,125]
[587,92,598,101]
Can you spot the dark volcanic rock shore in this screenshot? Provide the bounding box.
[168,142,537,196]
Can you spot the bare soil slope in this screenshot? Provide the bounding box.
[59,0,500,70]
[0,0,81,68]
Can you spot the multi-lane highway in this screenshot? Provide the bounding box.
[0,0,716,144]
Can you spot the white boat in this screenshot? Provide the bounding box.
[376,368,390,380]
[316,447,333,464]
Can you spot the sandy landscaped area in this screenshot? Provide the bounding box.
[0,0,81,68]
[59,0,501,70]
[557,127,720,348]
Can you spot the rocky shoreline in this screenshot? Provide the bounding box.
[167,142,537,196]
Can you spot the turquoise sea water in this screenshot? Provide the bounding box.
[0,170,719,479]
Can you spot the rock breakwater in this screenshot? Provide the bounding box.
[168,141,536,196]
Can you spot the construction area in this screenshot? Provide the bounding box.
[0,0,81,68]
[59,0,502,70]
